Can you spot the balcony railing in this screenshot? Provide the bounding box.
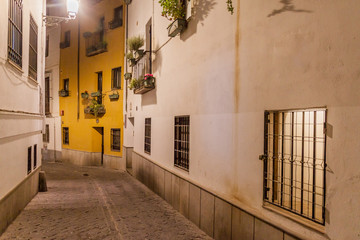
[132,52,155,94]
[84,31,107,57]
[109,18,122,29]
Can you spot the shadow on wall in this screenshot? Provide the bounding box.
[180,0,217,41]
[268,0,312,17]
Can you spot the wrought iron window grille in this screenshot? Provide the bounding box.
[262,108,327,225]
[174,116,190,171]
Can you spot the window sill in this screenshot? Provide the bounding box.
[6,59,23,74]
[28,76,38,85]
[263,202,326,235]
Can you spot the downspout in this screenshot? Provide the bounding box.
[77,13,80,119]
[125,3,129,112]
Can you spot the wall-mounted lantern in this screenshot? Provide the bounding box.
[43,0,80,26]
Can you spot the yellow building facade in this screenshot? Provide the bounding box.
[59,0,125,169]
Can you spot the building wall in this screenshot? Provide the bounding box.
[0,0,45,234]
[124,0,360,239]
[44,22,62,160]
[59,0,125,169]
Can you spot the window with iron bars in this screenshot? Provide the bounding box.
[27,146,31,174]
[174,116,190,171]
[111,128,120,151]
[63,127,69,145]
[144,118,151,154]
[262,108,327,224]
[29,15,38,80]
[33,144,37,169]
[43,124,50,143]
[8,0,23,68]
[112,67,121,89]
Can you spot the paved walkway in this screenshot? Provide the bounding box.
[0,162,211,240]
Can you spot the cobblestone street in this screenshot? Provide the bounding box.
[0,162,211,240]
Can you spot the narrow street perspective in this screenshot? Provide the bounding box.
[1,0,360,239]
[0,161,211,240]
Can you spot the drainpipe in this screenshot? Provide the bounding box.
[77,12,80,120]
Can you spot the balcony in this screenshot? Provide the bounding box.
[84,31,107,57]
[109,18,122,29]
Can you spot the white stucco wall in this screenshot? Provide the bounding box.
[44,24,61,153]
[0,0,46,198]
[125,0,360,239]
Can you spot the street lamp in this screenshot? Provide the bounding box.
[43,0,80,26]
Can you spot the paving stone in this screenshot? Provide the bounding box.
[0,162,211,240]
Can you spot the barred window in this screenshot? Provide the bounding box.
[45,77,50,115]
[144,118,151,154]
[8,0,23,68]
[63,127,69,145]
[27,146,31,174]
[112,67,121,89]
[174,116,190,171]
[33,144,37,169]
[263,109,326,224]
[29,15,38,80]
[111,128,120,151]
[43,124,50,143]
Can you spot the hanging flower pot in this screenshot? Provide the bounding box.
[81,91,89,99]
[91,91,101,97]
[59,89,69,97]
[109,92,119,100]
[124,72,132,80]
[167,18,187,37]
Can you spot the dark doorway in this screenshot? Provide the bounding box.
[93,127,104,165]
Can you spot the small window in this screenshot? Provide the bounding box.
[45,77,50,115]
[109,6,123,29]
[174,116,190,171]
[8,0,23,68]
[97,72,103,104]
[29,15,38,80]
[63,127,69,145]
[33,144,37,169]
[27,146,32,174]
[111,128,121,151]
[43,124,50,143]
[45,35,49,57]
[144,118,151,154]
[112,67,121,89]
[60,31,70,48]
[263,109,327,225]
[64,78,69,91]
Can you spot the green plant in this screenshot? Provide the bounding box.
[126,51,134,60]
[89,99,105,118]
[159,0,185,20]
[128,78,140,90]
[127,35,144,51]
[227,0,234,14]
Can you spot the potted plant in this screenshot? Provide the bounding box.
[59,89,69,97]
[91,91,101,97]
[159,0,187,37]
[86,99,106,118]
[144,74,155,88]
[81,91,89,99]
[127,35,145,60]
[127,35,144,52]
[128,78,140,90]
[126,52,136,67]
[124,72,132,80]
[109,91,119,100]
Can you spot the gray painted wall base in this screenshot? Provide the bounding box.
[61,148,102,166]
[42,149,62,162]
[103,155,125,171]
[131,152,301,240]
[0,167,40,235]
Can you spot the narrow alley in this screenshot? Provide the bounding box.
[0,162,211,240]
